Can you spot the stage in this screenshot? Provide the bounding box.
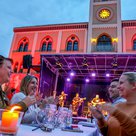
[39,54,136,113]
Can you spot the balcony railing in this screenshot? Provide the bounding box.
[92,45,117,52]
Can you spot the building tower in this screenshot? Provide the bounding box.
[87,0,122,53]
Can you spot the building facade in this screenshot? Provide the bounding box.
[9,0,136,79]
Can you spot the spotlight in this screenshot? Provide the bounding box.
[55,57,62,67]
[70,71,75,77]
[111,57,118,69]
[85,78,90,83]
[82,57,88,67]
[91,72,96,77]
[56,60,62,67]
[66,78,70,82]
[106,73,110,77]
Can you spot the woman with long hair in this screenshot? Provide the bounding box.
[11,75,40,124]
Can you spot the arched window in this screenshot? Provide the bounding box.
[47,42,52,51]
[97,35,112,51]
[73,41,78,51]
[67,41,72,51]
[66,36,79,51]
[23,43,28,51]
[41,36,52,51]
[18,43,23,52]
[97,35,112,46]
[133,39,136,50]
[41,42,46,51]
[18,38,29,52]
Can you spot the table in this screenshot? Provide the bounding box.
[17,125,100,136]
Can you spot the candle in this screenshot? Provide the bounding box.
[1,111,19,128]
[0,106,21,133]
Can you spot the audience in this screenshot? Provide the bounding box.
[3,53,135,135]
[91,72,136,136]
[11,75,59,124]
[11,75,41,124]
[0,55,36,111]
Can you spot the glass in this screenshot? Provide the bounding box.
[36,104,57,129]
[0,109,24,135]
[56,107,68,128]
[66,108,72,126]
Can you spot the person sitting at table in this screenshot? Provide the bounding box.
[11,75,41,124]
[0,55,36,111]
[90,72,136,136]
[11,75,59,124]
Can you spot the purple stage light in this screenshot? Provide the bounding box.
[106,73,110,77]
[70,71,75,77]
[91,72,96,77]
[66,78,70,82]
[85,78,90,83]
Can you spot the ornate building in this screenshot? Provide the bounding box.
[9,0,136,88]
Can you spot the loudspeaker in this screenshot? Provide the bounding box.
[23,55,32,69]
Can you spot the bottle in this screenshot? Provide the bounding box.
[66,104,73,126]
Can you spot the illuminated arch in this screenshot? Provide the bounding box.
[18,37,29,52]
[96,34,112,51]
[40,36,53,51]
[66,35,79,51]
[97,34,112,46]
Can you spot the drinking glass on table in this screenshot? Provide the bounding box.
[56,107,68,128]
[36,104,57,129]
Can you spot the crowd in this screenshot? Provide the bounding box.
[0,55,136,136]
[0,55,58,123]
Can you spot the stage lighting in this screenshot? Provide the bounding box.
[82,57,88,67]
[70,71,75,77]
[56,60,62,67]
[66,78,70,82]
[106,73,110,77]
[91,72,96,77]
[55,56,62,67]
[85,78,90,83]
[111,56,118,69]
